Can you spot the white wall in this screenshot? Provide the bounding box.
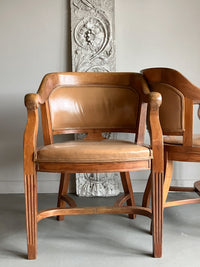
[0,0,71,193]
[0,0,200,193]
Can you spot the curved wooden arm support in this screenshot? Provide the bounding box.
[135,91,161,145]
[148,92,163,170]
[24,108,39,171]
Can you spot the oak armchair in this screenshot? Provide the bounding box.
[24,72,163,259]
[142,67,200,210]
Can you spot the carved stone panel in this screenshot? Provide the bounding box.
[70,0,118,196]
[70,0,116,72]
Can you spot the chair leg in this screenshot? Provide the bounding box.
[57,172,71,221]
[163,152,173,206]
[142,173,151,208]
[24,172,37,260]
[120,172,136,219]
[152,171,163,258]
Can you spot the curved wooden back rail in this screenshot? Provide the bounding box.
[24,72,163,259]
[141,67,200,211]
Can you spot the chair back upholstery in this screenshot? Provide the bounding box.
[142,75,185,135]
[37,72,149,144]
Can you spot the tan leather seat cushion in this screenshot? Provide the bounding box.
[164,134,200,146]
[35,140,152,163]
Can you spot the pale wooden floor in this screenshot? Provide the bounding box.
[0,193,200,267]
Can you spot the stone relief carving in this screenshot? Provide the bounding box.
[71,0,119,197]
[71,0,116,72]
[76,172,120,197]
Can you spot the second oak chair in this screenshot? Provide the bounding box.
[142,67,200,210]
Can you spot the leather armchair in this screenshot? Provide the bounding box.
[24,72,163,259]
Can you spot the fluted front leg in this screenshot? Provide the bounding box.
[152,171,163,258]
[24,173,37,260]
[24,100,39,259]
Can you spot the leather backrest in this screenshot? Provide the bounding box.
[149,82,184,134]
[142,68,188,135]
[49,85,139,131]
[40,73,146,134]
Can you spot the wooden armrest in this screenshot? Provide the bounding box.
[148,92,162,110]
[142,84,162,107]
[24,94,40,169]
[24,93,42,110]
[148,91,163,172]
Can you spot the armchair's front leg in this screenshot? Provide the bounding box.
[24,171,37,259]
[148,92,164,257]
[24,94,40,259]
[151,170,163,257]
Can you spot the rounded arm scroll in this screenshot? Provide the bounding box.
[148,91,163,171]
[146,91,162,110]
[24,93,42,111]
